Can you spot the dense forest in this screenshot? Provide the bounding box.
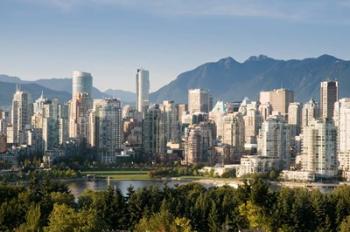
[1,175,350,232]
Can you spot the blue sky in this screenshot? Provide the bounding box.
[1,0,350,92]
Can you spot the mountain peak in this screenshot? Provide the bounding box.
[217,56,238,66]
[245,55,274,62]
[317,54,341,62]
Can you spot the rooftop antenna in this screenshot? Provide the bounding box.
[16,84,20,92]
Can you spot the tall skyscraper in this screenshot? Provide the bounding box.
[302,119,337,177]
[9,88,31,144]
[257,115,291,168]
[176,103,188,123]
[334,98,350,172]
[69,71,93,141]
[136,68,150,113]
[88,99,122,163]
[188,89,210,114]
[209,101,227,139]
[142,105,166,156]
[184,122,215,165]
[72,71,93,98]
[160,100,180,143]
[259,88,294,117]
[320,80,338,120]
[288,102,302,136]
[69,93,92,140]
[243,101,261,144]
[302,99,318,128]
[222,113,245,152]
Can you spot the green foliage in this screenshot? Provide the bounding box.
[148,166,202,178]
[0,176,350,232]
[44,204,97,232]
[134,205,193,232]
[340,215,350,232]
[221,169,236,178]
[16,204,41,232]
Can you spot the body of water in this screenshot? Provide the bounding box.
[66,179,208,197]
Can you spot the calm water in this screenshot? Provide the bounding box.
[66,179,207,197]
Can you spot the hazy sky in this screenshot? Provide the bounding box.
[1,0,350,92]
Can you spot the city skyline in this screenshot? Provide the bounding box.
[1,0,350,91]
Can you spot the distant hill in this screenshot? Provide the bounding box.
[0,75,135,107]
[0,80,71,108]
[33,78,111,99]
[104,89,136,103]
[2,54,350,107]
[150,54,350,103]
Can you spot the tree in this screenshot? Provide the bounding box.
[239,201,271,231]
[208,200,220,232]
[44,204,97,232]
[16,204,41,232]
[340,215,350,232]
[134,206,192,232]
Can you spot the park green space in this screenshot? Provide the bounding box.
[81,169,151,180]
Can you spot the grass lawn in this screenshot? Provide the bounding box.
[81,169,151,180]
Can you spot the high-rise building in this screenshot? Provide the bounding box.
[42,117,58,151]
[259,102,272,121]
[58,103,69,145]
[243,101,261,144]
[302,99,318,128]
[69,93,92,140]
[257,115,291,168]
[209,101,227,139]
[88,99,122,163]
[69,71,93,142]
[30,93,61,152]
[0,134,6,154]
[222,113,245,152]
[9,88,31,144]
[188,89,210,114]
[136,68,150,113]
[142,105,166,156]
[184,122,215,165]
[288,102,302,136]
[302,120,337,177]
[0,109,8,136]
[160,100,180,143]
[72,71,93,98]
[320,80,338,120]
[334,98,350,171]
[176,103,188,123]
[259,88,294,117]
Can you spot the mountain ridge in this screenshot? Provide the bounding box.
[150,54,350,103]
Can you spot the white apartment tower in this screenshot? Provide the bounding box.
[302,120,337,177]
[69,71,93,140]
[243,101,261,144]
[72,71,93,98]
[160,100,180,143]
[288,102,302,135]
[9,88,31,144]
[334,98,350,171]
[136,68,150,113]
[302,99,318,128]
[222,113,245,152]
[88,99,122,162]
[257,115,291,168]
